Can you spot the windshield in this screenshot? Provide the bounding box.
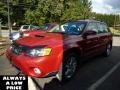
[22,25,29,29]
[42,24,58,30]
[48,22,87,35]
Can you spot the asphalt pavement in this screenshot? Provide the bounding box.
[0,37,120,90]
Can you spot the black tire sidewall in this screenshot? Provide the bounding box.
[62,53,79,82]
[104,43,112,57]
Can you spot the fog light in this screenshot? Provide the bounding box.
[33,68,41,75]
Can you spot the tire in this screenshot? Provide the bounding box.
[62,53,79,82]
[103,43,112,57]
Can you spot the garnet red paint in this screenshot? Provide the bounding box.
[6,20,112,79]
[6,33,63,77]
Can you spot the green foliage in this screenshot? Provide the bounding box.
[0,0,38,25]
[25,0,92,25]
[1,0,119,28]
[25,9,40,25]
[11,0,36,23]
[0,2,7,24]
[91,13,120,27]
[0,0,92,25]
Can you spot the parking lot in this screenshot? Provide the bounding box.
[0,37,120,90]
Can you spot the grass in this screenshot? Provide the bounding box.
[109,27,120,36]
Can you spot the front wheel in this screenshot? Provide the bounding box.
[62,53,79,82]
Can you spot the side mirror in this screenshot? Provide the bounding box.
[83,30,97,38]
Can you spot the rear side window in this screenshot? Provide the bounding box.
[98,23,109,33]
[86,22,98,33]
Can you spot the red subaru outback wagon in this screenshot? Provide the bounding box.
[6,20,112,81]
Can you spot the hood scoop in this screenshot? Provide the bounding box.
[35,35,45,38]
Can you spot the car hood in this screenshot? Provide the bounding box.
[16,33,63,47]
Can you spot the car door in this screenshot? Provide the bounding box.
[97,23,110,53]
[82,22,99,57]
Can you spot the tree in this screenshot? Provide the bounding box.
[61,0,92,22]
[0,0,92,25]
[82,0,92,19]
[35,0,64,24]
[91,13,120,27]
[25,0,92,25]
[1,0,37,25]
[0,1,7,24]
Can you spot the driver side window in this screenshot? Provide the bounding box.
[86,22,98,33]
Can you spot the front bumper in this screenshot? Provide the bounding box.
[6,48,61,78]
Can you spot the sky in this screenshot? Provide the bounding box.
[91,0,120,14]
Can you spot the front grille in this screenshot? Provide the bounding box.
[11,44,28,55]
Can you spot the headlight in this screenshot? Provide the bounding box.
[26,48,52,57]
[23,33,29,37]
